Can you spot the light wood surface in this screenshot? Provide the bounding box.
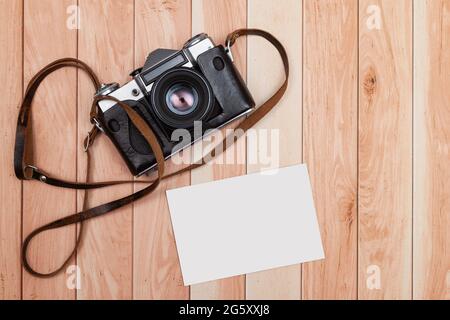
[22,0,77,300]
[132,0,191,300]
[77,0,134,299]
[0,0,448,300]
[303,0,358,299]
[190,0,247,300]
[245,0,302,300]
[413,0,450,300]
[358,0,412,299]
[0,0,22,300]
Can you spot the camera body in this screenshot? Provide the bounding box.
[95,34,255,176]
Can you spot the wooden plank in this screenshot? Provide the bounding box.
[302,0,358,299]
[190,0,247,300]
[22,0,77,300]
[413,0,450,300]
[77,0,134,299]
[245,0,302,300]
[133,0,190,300]
[358,0,412,300]
[0,0,22,300]
[359,0,413,300]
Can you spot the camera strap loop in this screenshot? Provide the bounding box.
[14,29,289,278]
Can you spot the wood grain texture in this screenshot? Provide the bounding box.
[190,0,247,300]
[302,0,358,299]
[358,0,412,299]
[77,0,134,299]
[413,0,450,300]
[133,0,190,300]
[245,0,302,300]
[22,0,77,300]
[0,0,22,300]
[1,0,449,301]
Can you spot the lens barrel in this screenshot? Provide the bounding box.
[151,68,214,128]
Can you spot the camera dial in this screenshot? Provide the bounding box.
[183,33,208,49]
[95,83,119,96]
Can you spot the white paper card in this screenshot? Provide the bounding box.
[166,164,324,285]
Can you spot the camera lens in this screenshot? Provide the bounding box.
[151,68,214,129]
[165,83,198,115]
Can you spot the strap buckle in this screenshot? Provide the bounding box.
[83,126,99,152]
[91,117,104,133]
[83,133,91,152]
[225,39,234,62]
[23,164,38,180]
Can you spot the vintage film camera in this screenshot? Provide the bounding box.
[95,34,255,176]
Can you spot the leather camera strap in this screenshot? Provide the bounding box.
[14,29,289,277]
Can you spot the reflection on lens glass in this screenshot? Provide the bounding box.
[166,83,198,115]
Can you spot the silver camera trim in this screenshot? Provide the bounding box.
[184,36,214,62]
[97,80,144,112]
